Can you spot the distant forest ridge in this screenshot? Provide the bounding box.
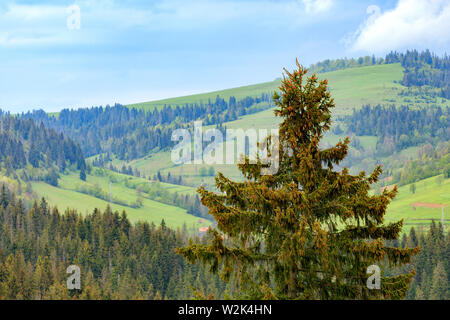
[8,50,449,164]
[19,94,272,160]
[346,104,449,153]
[0,110,85,177]
[127,49,449,111]
[309,49,449,98]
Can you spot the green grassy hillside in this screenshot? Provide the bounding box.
[111,132,378,191]
[385,174,449,230]
[120,62,449,188]
[18,62,449,232]
[127,80,280,111]
[23,169,209,230]
[127,63,449,113]
[4,169,447,231]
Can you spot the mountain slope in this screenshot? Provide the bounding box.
[0,111,208,230]
[127,79,280,111]
[7,52,449,231]
[26,167,209,229]
[127,63,449,115]
[386,174,449,230]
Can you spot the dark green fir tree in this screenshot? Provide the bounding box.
[178,60,419,300]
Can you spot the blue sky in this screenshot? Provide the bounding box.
[0,0,449,112]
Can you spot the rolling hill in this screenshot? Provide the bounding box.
[127,63,449,114]
[385,174,449,230]
[0,166,209,230]
[119,61,449,230]
[117,63,449,190]
[3,55,448,231]
[32,169,208,230]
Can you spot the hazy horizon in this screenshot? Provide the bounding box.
[1,0,449,113]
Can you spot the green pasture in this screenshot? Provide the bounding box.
[30,170,208,230]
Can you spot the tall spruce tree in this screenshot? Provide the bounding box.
[80,167,87,181]
[429,261,448,300]
[178,60,419,300]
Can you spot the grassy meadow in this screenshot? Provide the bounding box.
[385,175,450,230]
[29,169,209,230]
[127,63,449,114]
[10,62,448,232]
[127,79,280,111]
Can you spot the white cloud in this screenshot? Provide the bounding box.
[4,4,65,21]
[302,0,333,14]
[0,3,79,47]
[348,0,450,53]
